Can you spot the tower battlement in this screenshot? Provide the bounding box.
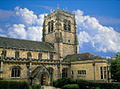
[42,7,79,59]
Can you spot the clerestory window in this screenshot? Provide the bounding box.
[1,50,6,57]
[15,51,19,58]
[50,54,53,59]
[38,53,42,59]
[27,52,32,58]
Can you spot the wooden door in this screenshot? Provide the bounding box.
[41,73,47,85]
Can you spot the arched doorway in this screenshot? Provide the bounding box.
[31,66,50,85]
[40,72,48,85]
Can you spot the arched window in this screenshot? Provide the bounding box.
[64,20,67,30]
[15,51,19,58]
[51,20,54,32]
[38,53,42,59]
[27,52,32,58]
[68,21,71,31]
[50,54,53,59]
[11,67,21,77]
[1,50,6,57]
[62,68,68,78]
[48,22,51,33]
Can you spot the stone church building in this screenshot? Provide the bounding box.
[0,7,110,85]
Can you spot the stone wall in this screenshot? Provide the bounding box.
[0,48,57,60]
[2,62,27,81]
[71,59,110,82]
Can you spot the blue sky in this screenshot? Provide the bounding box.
[0,0,120,57]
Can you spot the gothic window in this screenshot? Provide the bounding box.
[11,67,21,77]
[15,51,19,58]
[1,50,6,57]
[64,20,67,30]
[50,54,53,59]
[27,52,32,58]
[38,53,42,59]
[100,67,103,79]
[51,20,54,32]
[62,68,68,78]
[68,20,71,31]
[48,22,51,33]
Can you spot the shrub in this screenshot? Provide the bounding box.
[32,84,41,89]
[62,84,79,89]
[98,82,120,89]
[76,79,89,89]
[53,78,120,89]
[53,77,76,88]
[0,81,9,89]
[0,81,30,89]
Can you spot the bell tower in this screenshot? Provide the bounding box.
[42,6,79,60]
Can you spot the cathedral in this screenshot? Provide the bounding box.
[0,7,111,85]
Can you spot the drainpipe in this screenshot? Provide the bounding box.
[93,61,96,81]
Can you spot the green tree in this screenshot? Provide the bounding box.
[110,52,120,82]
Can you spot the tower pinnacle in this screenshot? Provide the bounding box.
[57,4,59,9]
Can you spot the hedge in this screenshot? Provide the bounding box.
[0,81,30,89]
[53,77,76,88]
[53,78,120,89]
[32,84,41,89]
[62,84,79,89]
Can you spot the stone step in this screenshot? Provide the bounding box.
[41,86,60,89]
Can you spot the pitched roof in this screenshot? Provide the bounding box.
[0,36,55,52]
[63,52,102,61]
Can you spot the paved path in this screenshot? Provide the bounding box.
[41,86,60,89]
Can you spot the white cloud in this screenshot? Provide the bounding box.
[78,31,91,47]
[27,26,42,41]
[15,7,45,26]
[15,7,38,25]
[6,7,46,41]
[8,24,26,39]
[76,9,120,53]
